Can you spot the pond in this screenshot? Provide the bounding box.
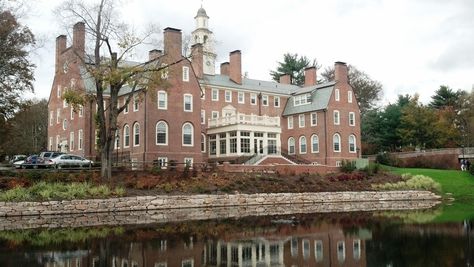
[0,206,472,267]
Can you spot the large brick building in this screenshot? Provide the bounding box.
[47,6,360,167]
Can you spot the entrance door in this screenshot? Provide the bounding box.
[253,138,264,155]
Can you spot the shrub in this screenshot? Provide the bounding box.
[372,173,441,192]
[361,163,381,175]
[340,160,356,173]
[375,152,399,166]
[469,164,474,176]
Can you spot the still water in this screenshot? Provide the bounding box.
[0,210,472,267]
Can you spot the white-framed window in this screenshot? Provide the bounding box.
[156,121,168,145]
[57,85,61,98]
[184,94,193,112]
[349,112,355,126]
[299,136,307,154]
[78,129,83,150]
[181,259,194,267]
[349,134,357,153]
[353,239,361,260]
[133,122,140,146]
[348,91,353,103]
[291,237,298,257]
[182,122,194,146]
[56,108,60,124]
[133,94,139,112]
[211,111,219,119]
[79,105,83,117]
[288,137,295,155]
[201,110,206,124]
[56,135,60,150]
[63,98,68,108]
[299,114,305,128]
[184,157,193,168]
[238,91,245,104]
[303,239,310,260]
[315,240,323,262]
[262,95,269,106]
[311,112,317,126]
[114,130,120,149]
[334,110,340,125]
[69,132,74,151]
[225,90,232,102]
[311,134,319,153]
[337,241,345,263]
[49,110,53,126]
[124,98,129,114]
[70,107,74,120]
[155,262,167,267]
[157,157,168,169]
[123,125,130,148]
[201,133,206,152]
[250,93,257,105]
[158,90,167,110]
[333,133,341,152]
[49,137,53,151]
[62,119,68,130]
[212,88,219,101]
[182,66,189,82]
[335,88,340,101]
[274,96,280,107]
[288,116,294,129]
[293,93,311,106]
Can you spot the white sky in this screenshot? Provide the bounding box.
[23,0,474,105]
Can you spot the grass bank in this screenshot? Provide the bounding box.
[388,166,474,222]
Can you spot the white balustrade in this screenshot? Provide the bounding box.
[208,113,280,128]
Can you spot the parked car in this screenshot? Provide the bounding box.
[39,151,64,161]
[13,160,25,169]
[47,154,93,169]
[9,155,27,164]
[20,155,44,169]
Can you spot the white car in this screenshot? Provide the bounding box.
[47,154,93,169]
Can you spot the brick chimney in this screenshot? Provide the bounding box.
[220,62,229,76]
[334,61,348,84]
[148,49,162,61]
[279,74,291,84]
[229,50,242,84]
[73,22,85,55]
[55,35,67,73]
[191,44,203,79]
[304,66,317,87]
[164,27,182,60]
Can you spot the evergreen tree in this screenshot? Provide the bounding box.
[270,53,319,86]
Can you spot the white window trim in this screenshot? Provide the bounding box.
[349,135,357,153]
[274,96,280,107]
[157,157,168,169]
[201,110,206,124]
[288,116,294,129]
[288,137,295,155]
[182,66,189,82]
[211,111,219,119]
[333,133,341,152]
[299,136,307,154]
[238,91,245,104]
[262,95,269,106]
[69,131,74,151]
[311,134,319,153]
[211,88,219,101]
[49,111,53,126]
[334,110,340,125]
[124,98,129,114]
[201,87,206,99]
[133,123,140,147]
[158,90,168,110]
[201,133,206,152]
[337,241,346,262]
[123,125,130,148]
[349,112,355,126]
[156,121,169,146]
[184,157,194,168]
[78,129,83,150]
[114,130,120,149]
[62,119,67,130]
[70,107,74,120]
[79,105,83,117]
[49,137,53,151]
[335,88,340,101]
[63,99,68,108]
[348,91,353,103]
[56,108,60,124]
[250,93,257,105]
[133,95,139,112]
[225,90,232,103]
[182,123,194,147]
[183,94,193,112]
[311,112,317,126]
[299,114,305,128]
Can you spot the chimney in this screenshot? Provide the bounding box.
[191,44,203,79]
[279,74,291,84]
[148,49,162,61]
[229,50,242,84]
[304,66,317,87]
[163,27,182,60]
[55,35,67,73]
[73,22,85,55]
[220,62,230,76]
[334,61,348,84]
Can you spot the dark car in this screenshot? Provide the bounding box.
[21,155,44,169]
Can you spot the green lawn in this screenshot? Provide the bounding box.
[388,166,474,222]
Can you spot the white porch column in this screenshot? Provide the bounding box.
[237,131,241,155]
[263,132,268,155]
[277,133,282,155]
[216,134,220,157]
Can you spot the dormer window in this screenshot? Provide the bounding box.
[294,93,311,106]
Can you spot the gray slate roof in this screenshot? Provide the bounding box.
[201,74,299,95]
[282,82,336,116]
[80,66,136,96]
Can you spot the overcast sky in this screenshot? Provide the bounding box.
[23,0,474,105]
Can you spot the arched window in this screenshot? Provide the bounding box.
[114,130,120,149]
[311,134,319,153]
[182,123,194,146]
[201,133,206,152]
[133,122,140,147]
[333,133,341,152]
[123,125,130,148]
[299,136,307,154]
[288,137,295,155]
[349,135,356,153]
[156,121,168,145]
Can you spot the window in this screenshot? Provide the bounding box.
[201,133,206,152]
[274,96,280,107]
[158,91,167,110]
[211,111,219,119]
[79,105,83,117]
[230,131,237,153]
[349,112,355,126]
[184,94,193,112]
[299,136,307,154]
[184,158,193,168]
[291,237,298,257]
[78,129,83,150]
[56,108,60,124]
[62,119,68,130]
[293,93,311,106]
[303,239,310,260]
[56,135,60,150]
[299,114,305,128]
[288,116,294,129]
[114,130,120,149]
[225,90,232,102]
[250,93,257,105]
[220,135,226,155]
[238,91,245,103]
[349,135,357,153]
[181,259,193,267]
[124,98,129,114]
[155,263,167,267]
[133,123,140,146]
[262,95,268,106]
[337,241,345,262]
[333,133,341,152]
[335,88,340,101]
[201,110,206,124]
[63,99,68,108]
[209,134,216,155]
[69,132,74,151]
[49,137,53,151]
[311,113,317,126]
[133,94,139,112]
[348,91,353,103]
[156,121,168,145]
[212,88,219,101]
[70,107,74,120]
[49,111,53,126]
[353,239,361,260]
[157,157,168,169]
[182,123,193,146]
[334,110,340,125]
[315,240,323,262]
[288,137,295,155]
[240,131,250,153]
[182,66,189,82]
[311,134,319,153]
[123,125,130,148]
[57,85,61,98]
